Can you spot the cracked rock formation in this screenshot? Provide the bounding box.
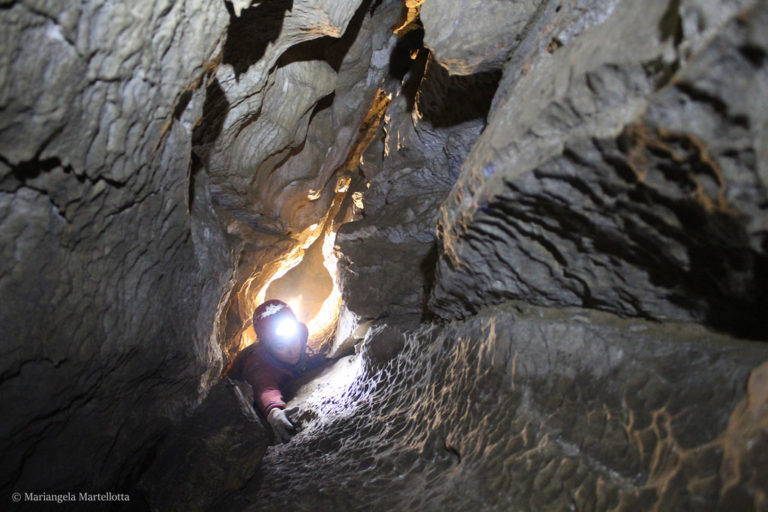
[337,48,500,326]
[1,0,767,510]
[429,0,768,340]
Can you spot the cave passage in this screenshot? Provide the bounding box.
[1,0,767,511]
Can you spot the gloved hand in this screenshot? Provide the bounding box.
[267,408,296,443]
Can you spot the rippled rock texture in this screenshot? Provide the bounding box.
[283,0,767,509]
[429,0,768,339]
[0,0,401,499]
[0,0,233,496]
[220,305,768,511]
[212,0,402,357]
[2,0,767,509]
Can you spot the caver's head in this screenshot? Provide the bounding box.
[253,300,306,365]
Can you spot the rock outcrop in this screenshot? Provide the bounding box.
[139,379,268,512]
[429,0,768,340]
[337,44,500,326]
[257,0,767,509]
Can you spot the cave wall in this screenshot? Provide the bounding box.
[0,0,236,495]
[210,0,404,358]
[429,0,768,339]
[337,28,502,327]
[221,304,768,511]
[1,0,767,509]
[0,0,414,501]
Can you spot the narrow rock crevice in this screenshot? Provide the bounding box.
[1,0,767,510]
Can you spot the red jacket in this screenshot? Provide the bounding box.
[239,323,310,415]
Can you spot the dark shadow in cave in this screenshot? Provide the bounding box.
[609,131,768,340]
[172,89,194,121]
[387,26,502,128]
[417,63,502,129]
[388,27,427,112]
[189,78,229,208]
[369,0,384,15]
[419,242,439,322]
[490,179,768,340]
[309,92,335,124]
[277,0,371,73]
[222,0,294,78]
[0,155,61,192]
[388,27,423,81]
[191,79,229,157]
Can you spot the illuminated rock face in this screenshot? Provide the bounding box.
[213,0,402,358]
[221,305,768,511]
[266,0,768,510]
[1,0,767,510]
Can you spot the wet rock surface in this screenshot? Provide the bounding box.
[217,304,768,511]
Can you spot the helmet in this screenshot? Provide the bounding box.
[253,299,301,349]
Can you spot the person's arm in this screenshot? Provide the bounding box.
[241,351,297,442]
[242,353,286,415]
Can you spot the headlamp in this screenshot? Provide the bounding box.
[274,317,299,339]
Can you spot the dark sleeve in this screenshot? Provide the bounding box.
[242,352,286,415]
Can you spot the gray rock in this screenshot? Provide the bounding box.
[215,303,768,511]
[2,0,767,508]
[0,0,232,495]
[337,52,498,326]
[421,0,545,75]
[197,0,370,237]
[214,0,403,356]
[139,378,268,511]
[430,0,768,338]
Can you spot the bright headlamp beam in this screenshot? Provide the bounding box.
[275,317,299,338]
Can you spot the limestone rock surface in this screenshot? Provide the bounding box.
[0,0,232,495]
[420,0,545,74]
[139,378,268,512]
[2,0,767,508]
[214,0,402,355]
[429,0,768,339]
[217,304,768,511]
[337,49,499,326]
[196,0,383,236]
